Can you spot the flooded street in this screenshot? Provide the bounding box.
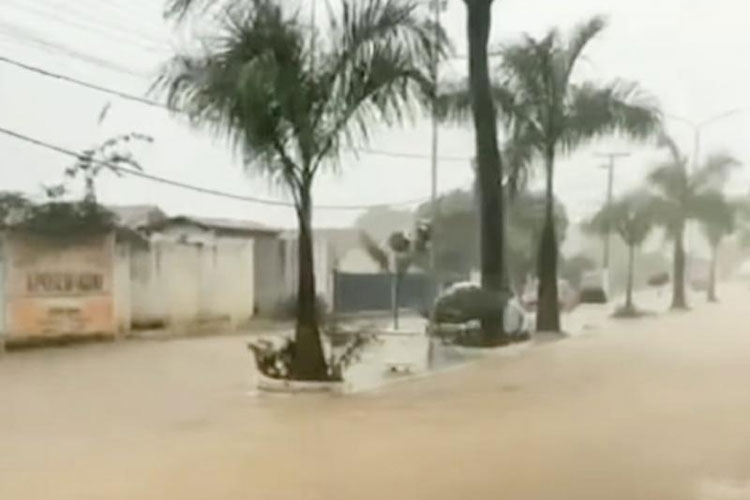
[2,285,750,500]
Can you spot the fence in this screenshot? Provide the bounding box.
[332,271,434,314]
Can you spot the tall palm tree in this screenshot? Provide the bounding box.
[699,193,735,302]
[586,190,655,313]
[155,0,445,380]
[648,135,739,309]
[463,0,506,343]
[440,16,661,332]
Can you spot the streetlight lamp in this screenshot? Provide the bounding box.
[667,108,742,173]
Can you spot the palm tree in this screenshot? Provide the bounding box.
[737,198,750,248]
[440,16,661,332]
[586,190,655,313]
[699,193,735,302]
[155,0,445,380]
[648,136,739,308]
[462,0,506,343]
[360,225,430,330]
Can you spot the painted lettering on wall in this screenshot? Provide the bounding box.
[27,272,104,294]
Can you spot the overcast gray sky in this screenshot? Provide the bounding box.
[0,0,748,229]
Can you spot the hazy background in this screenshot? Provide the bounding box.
[1,0,748,229]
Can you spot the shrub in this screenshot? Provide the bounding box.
[433,283,511,324]
[248,332,376,382]
[13,201,116,237]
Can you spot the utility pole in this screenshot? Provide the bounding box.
[595,152,630,289]
[428,0,446,292]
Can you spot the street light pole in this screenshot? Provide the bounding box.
[668,108,742,174]
[428,0,446,291]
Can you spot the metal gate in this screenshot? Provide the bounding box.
[332,272,433,314]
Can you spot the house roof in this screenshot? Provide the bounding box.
[145,215,280,236]
[108,205,166,229]
[285,227,361,260]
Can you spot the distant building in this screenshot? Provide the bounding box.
[134,215,279,328]
[0,204,339,348]
[108,205,166,230]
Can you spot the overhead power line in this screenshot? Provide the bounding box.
[24,0,171,49]
[0,54,474,163]
[4,0,168,54]
[0,23,151,78]
[0,125,429,211]
[0,54,161,106]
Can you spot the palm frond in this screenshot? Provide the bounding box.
[153,1,310,188]
[359,231,390,272]
[563,16,607,83]
[435,81,472,122]
[585,189,654,246]
[502,125,539,198]
[648,161,688,201]
[164,0,235,21]
[657,132,685,165]
[314,0,444,168]
[497,39,550,114]
[735,197,750,247]
[562,80,661,151]
[691,152,740,190]
[693,190,735,246]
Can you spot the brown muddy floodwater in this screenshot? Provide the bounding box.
[1,285,750,500]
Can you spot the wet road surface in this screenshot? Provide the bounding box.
[1,286,749,500]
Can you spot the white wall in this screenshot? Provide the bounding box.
[130,235,255,333]
[253,235,285,316]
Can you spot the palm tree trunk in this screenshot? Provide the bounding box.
[465,0,506,343]
[671,226,688,309]
[625,244,635,311]
[536,149,560,332]
[391,269,400,330]
[708,243,718,302]
[291,184,328,380]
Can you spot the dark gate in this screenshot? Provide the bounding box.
[333,272,434,314]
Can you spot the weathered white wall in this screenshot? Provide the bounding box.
[130,233,255,333]
[3,232,116,341]
[253,235,285,316]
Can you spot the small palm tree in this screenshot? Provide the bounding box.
[155,0,444,380]
[360,225,430,330]
[648,135,739,308]
[699,193,735,302]
[440,16,661,332]
[586,190,655,314]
